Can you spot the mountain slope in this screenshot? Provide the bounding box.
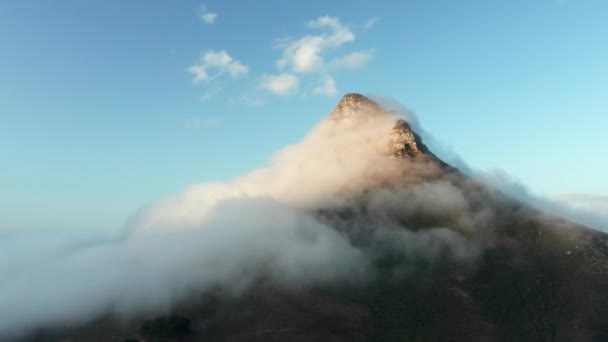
[19,94,608,342]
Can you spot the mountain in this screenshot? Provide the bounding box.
[331,93,430,157]
[19,94,608,342]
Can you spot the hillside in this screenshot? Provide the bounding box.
[17,94,608,342]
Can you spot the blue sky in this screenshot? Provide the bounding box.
[1,0,607,232]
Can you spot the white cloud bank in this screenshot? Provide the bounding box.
[1,95,604,340]
[0,100,485,339]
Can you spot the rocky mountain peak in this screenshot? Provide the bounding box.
[330,93,435,160]
[329,93,385,121]
[388,119,431,158]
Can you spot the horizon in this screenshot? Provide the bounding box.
[1,0,607,233]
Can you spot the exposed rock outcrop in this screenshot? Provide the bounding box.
[329,93,384,121]
[331,93,447,168]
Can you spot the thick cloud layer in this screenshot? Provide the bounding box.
[0,101,562,338]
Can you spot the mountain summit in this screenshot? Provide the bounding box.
[16,94,608,342]
[331,93,444,165]
[329,93,385,121]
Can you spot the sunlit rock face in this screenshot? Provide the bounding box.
[388,119,429,158]
[330,93,440,163]
[329,93,385,121]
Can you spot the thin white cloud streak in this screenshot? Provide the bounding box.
[200,86,223,101]
[259,73,299,96]
[328,50,373,70]
[187,50,248,83]
[363,17,380,31]
[183,116,223,129]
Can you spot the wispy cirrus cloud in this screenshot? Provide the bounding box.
[187,50,248,83]
[264,16,373,97]
[200,86,223,102]
[363,17,380,31]
[183,116,224,129]
[197,5,218,24]
[313,76,337,96]
[187,16,372,102]
[328,50,373,70]
[260,73,299,96]
[276,16,355,73]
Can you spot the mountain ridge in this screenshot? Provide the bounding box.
[330,93,453,172]
[15,93,608,342]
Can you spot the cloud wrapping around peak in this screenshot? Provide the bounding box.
[4,96,602,339]
[0,101,488,338]
[260,73,299,96]
[197,5,218,24]
[187,50,248,83]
